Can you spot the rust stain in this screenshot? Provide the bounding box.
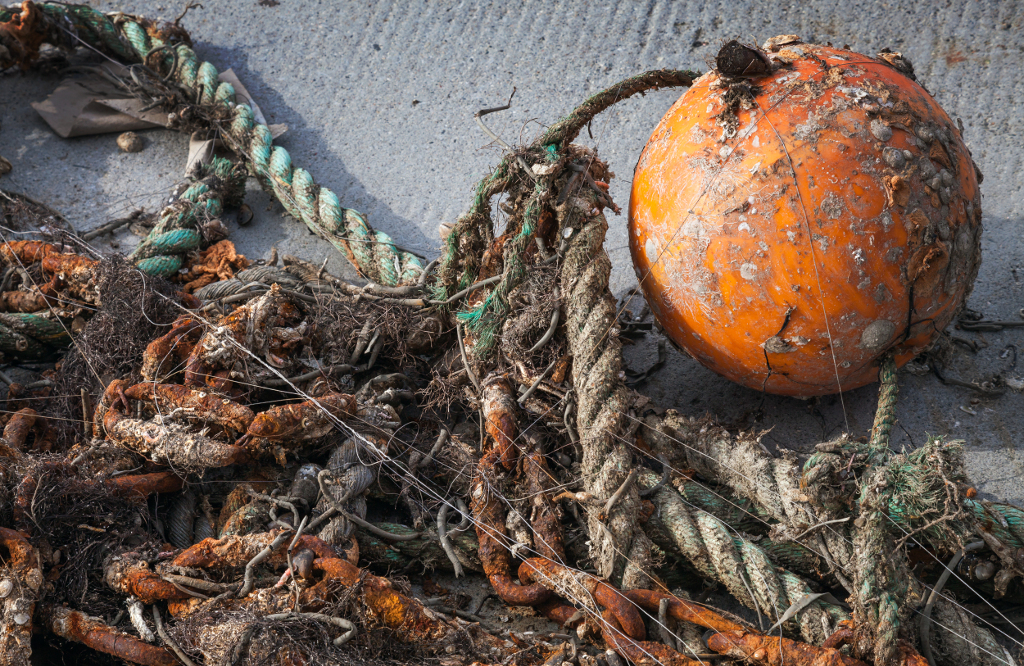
[623,588,747,633]
[141,316,203,383]
[244,392,356,441]
[471,451,552,606]
[45,604,177,666]
[601,610,700,666]
[707,630,868,666]
[125,382,255,433]
[103,471,184,499]
[522,451,565,562]
[483,376,519,470]
[520,558,644,640]
[2,408,36,450]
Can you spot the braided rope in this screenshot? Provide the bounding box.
[8,2,421,286]
[644,377,1015,666]
[432,70,698,582]
[855,358,910,665]
[854,467,907,666]
[6,9,1018,662]
[0,312,65,357]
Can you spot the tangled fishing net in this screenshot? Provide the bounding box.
[0,4,1021,666]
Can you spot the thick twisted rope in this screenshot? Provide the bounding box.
[641,469,848,645]
[639,411,854,569]
[852,356,907,666]
[643,373,1013,666]
[559,181,651,588]
[1,2,421,286]
[0,311,67,357]
[130,156,245,277]
[432,69,697,584]
[869,356,899,450]
[854,467,911,666]
[8,10,1017,661]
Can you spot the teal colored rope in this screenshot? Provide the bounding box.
[23,3,421,287]
[458,190,542,356]
[136,255,183,278]
[127,156,242,276]
[855,470,905,666]
[0,313,71,359]
[0,312,70,345]
[435,161,513,300]
[642,469,848,645]
[130,229,201,260]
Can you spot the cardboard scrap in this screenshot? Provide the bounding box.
[32,65,286,172]
[30,69,165,137]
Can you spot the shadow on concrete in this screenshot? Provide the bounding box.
[200,42,435,259]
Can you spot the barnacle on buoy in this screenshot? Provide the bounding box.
[629,38,982,396]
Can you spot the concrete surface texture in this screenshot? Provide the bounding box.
[1,1,1022,503]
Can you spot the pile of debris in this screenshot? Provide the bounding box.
[0,3,1022,666]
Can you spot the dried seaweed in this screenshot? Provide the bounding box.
[45,257,190,450]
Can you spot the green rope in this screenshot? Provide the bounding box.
[675,476,773,533]
[538,69,698,150]
[854,468,907,666]
[17,3,421,286]
[437,68,698,347]
[130,229,201,260]
[869,356,898,451]
[0,321,50,358]
[435,163,512,302]
[0,312,70,358]
[852,360,914,665]
[802,431,1024,554]
[127,156,243,276]
[458,189,542,356]
[135,255,183,278]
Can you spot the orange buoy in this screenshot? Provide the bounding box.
[629,38,982,397]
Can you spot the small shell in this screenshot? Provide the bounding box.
[0,579,12,598]
[882,147,905,169]
[870,119,892,141]
[117,132,144,153]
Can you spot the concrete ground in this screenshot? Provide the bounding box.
[2,1,1022,503]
